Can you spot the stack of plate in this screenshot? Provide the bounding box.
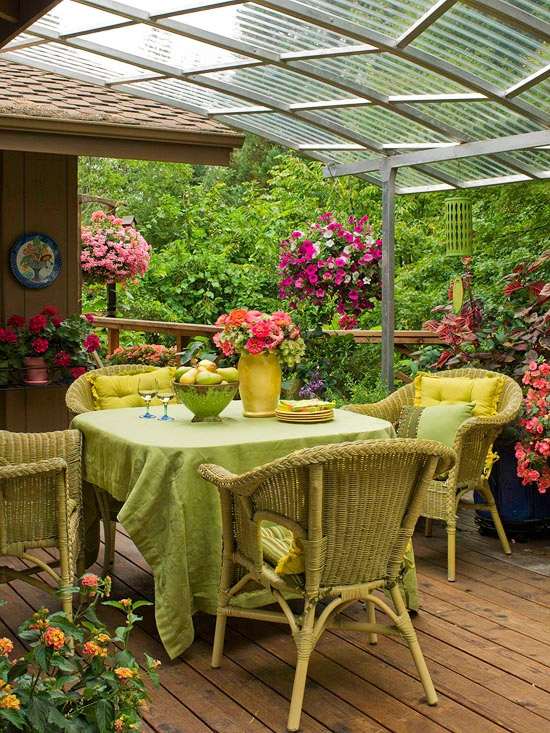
[275,407,334,424]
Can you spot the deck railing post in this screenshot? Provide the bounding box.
[381,163,397,391]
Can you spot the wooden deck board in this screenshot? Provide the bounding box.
[0,514,549,732]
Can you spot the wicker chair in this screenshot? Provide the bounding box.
[0,430,82,619]
[345,368,523,581]
[199,438,455,732]
[66,364,154,575]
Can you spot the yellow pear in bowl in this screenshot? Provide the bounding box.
[198,359,217,372]
[175,366,192,380]
[196,370,223,385]
[216,367,239,383]
[179,368,198,384]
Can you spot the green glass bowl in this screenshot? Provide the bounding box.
[173,380,239,422]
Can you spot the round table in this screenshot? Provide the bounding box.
[73,401,395,658]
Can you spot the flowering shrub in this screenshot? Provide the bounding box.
[421,252,549,375]
[0,307,98,383]
[81,211,151,285]
[214,309,305,368]
[0,574,159,732]
[515,359,550,493]
[107,344,178,367]
[278,213,382,329]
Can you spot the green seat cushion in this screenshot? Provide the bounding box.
[397,402,475,448]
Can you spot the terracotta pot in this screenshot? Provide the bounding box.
[238,351,281,417]
[23,356,49,385]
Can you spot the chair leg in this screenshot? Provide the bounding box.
[424,518,433,537]
[287,603,316,732]
[391,587,437,706]
[58,538,73,622]
[103,520,116,577]
[211,614,227,669]
[95,487,116,576]
[477,481,512,556]
[366,600,378,645]
[447,521,456,582]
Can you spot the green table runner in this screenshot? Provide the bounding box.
[73,402,396,658]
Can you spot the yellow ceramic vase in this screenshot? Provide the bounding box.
[238,351,282,417]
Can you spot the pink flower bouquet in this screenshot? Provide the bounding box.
[81,210,151,285]
[515,359,550,493]
[278,213,382,329]
[214,309,305,368]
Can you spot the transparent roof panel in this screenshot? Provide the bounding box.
[411,101,540,139]
[34,1,129,35]
[312,0,437,40]
[217,112,352,146]
[294,53,473,96]
[312,106,451,145]
[5,41,153,82]
[4,0,549,193]
[518,78,550,115]
[130,77,251,110]
[411,2,550,88]
[176,3,357,54]
[80,24,249,73]
[202,65,355,105]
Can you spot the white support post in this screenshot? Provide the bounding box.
[381,164,397,391]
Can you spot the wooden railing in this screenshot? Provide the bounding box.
[93,316,444,355]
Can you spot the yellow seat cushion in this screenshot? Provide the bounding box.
[414,373,504,417]
[87,367,176,410]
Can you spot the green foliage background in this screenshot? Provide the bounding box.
[79,136,549,400]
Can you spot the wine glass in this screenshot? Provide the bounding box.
[138,376,158,420]
[157,389,175,422]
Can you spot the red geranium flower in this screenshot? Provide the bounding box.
[0,328,17,344]
[54,351,72,367]
[41,305,59,317]
[83,333,101,353]
[51,317,63,328]
[70,367,86,380]
[7,315,25,329]
[31,337,49,354]
[84,313,95,323]
[28,314,48,334]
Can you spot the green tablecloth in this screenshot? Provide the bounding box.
[73,402,397,658]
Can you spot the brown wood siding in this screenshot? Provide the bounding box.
[0,149,77,431]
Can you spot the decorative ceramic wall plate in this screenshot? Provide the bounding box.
[9,233,62,289]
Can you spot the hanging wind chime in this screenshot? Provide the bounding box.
[445,194,474,313]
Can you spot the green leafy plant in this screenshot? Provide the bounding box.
[0,575,159,732]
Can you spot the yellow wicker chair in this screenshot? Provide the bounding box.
[66,364,154,575]
[345,368,523,581]
[199,438,455,732]
[0,429,82,619]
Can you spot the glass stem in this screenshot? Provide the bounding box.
[163,402,168,419]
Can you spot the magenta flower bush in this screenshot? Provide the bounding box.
[278,213,382,329]
[81,210,151,285]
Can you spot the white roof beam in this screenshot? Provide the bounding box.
[150,0,243,19]
[280,43,378,60]
[395,0,460,48]
[298,143,366,150]
[324,130,550,177]
[255,0,549,128]
[504,64,550,98]
[388,93,486,102]
[206,105,269,115]
[381,142,458,149]
[466,0,550,43]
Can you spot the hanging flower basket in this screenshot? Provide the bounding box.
[278,213,382,329]
[80,211,151,285]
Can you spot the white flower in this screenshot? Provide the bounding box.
[352,271,360,281]
[323,231,333,239]
[343,245,352,254]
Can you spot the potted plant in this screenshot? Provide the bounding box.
[106,344,178,367]
[213,309,305,417]
[415,252,550,534]
[0,574,159,732]
[0,316,26,387]
[278,213,382,329]
[0,307,100,385]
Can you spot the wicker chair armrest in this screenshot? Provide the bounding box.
[342,399,402,424]
[198,464,242,490]
[0,457,67,481]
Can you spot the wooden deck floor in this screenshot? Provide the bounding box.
[2,515,550,733]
